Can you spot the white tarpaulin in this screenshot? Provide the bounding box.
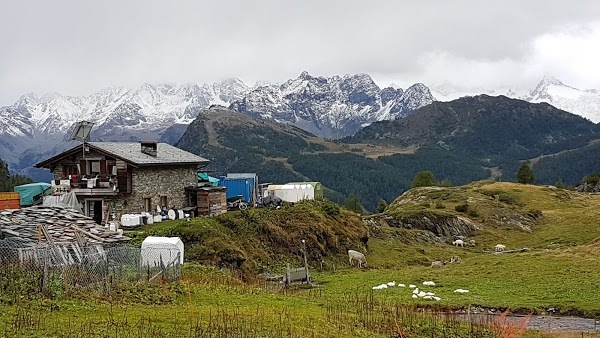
[42,191,82,213]
[141,236,184,267]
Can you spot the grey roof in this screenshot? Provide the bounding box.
[87,142,209,166]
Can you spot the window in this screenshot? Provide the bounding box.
[160,196,168,209]
[143,198,152,212]
[90,161,101,175]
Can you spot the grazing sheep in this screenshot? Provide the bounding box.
[495,244,506,252]
[348,249,367,268]
[453,239,465,247]
[431,260,447,268]
[468,239,476,247]
[450,255,463,263]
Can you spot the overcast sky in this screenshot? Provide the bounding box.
[1,0,600,104]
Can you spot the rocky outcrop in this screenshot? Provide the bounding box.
[368,212,477,238]
[575,182,600,192]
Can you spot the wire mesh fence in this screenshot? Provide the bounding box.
[0,239,181,298]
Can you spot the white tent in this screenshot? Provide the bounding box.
[266,184,315,202]
[141,236,184,267]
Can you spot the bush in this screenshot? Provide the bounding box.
[582,173,600,185]
[467,209,479,217]
[455,203,468,212]
[322,201,340,216]
[498,193,520,205]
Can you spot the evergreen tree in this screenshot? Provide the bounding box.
[555,178,564,189]
[517,162,535,184]
[0,159,32,192]
[344,194,363,214]
[376,198,388,213]
[411,171,437,188]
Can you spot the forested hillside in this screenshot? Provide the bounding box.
[176,98,600,212]
[0,159,32,192]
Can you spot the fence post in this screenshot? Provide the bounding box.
[42,253,48,292]
[105,250,110,295]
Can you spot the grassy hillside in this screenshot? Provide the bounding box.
[129,199,369,274]
[3,182,600,337]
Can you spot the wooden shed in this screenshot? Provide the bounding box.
[186,186,227,216]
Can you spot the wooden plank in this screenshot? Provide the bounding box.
[70,225,105,242]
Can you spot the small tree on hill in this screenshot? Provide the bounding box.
[344,194,364,214]
[555,178,565,189]
[517,162,535,184]
[376,198,388,213]
[411,171,437,188]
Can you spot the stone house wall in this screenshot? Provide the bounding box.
[112,165,197,215]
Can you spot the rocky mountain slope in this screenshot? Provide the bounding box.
[230,71,435,138]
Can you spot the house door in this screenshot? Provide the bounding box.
[85,199,104,224]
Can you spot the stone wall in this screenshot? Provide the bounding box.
[112,165,197,215]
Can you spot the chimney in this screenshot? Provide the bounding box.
[140,141,158,157]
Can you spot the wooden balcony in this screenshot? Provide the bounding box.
[70,187,119,196]
[51,174,128,197]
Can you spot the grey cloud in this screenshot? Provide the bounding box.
[1,0,600,103]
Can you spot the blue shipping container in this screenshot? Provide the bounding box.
[218,177,255,203]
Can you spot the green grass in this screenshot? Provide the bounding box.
[3,182,600,337]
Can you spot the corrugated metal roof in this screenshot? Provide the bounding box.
[87,142,209,166]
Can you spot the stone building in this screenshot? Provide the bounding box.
[35,141,209,223]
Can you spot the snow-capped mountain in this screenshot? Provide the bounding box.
[431,76,600,123]
[0,80,251,180]
[0,73,435,180]
[526,77,600,123]
[229,72,435,138]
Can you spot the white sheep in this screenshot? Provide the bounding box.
[431,260,446,268]
[453,239,465,247]
[450,255,463,263]
[495,244,506,252]
[348,249,367,268]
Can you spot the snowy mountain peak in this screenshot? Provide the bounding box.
[14,92,40,107]
[529,76,570,101]
[538,75,565,87]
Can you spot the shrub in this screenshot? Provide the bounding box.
[582,173,600,185]
[455,203,468,212]
[322,201,340,216]
[467,209,479,217]
[498,193,520,205]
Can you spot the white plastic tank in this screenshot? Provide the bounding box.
[141,236,184,266]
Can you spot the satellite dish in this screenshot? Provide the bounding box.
[69,121,94,142]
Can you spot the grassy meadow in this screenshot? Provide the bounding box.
[2,182,600,337]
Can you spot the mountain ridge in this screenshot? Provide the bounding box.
[175,98,600,211]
